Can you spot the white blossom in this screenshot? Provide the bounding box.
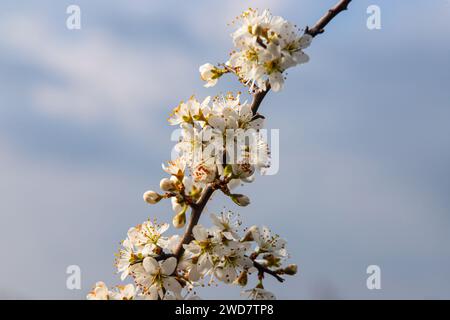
[128,220,170,255]
[162,158,186,178]
[109,284,137,300]
[252,226,287,258]
[224,8,312,92]
[210,212,241,240]
[116,239,136,281]
[199,63,223,87]
[183,225,226,277]
[132,257,182,300]
[87,282,137,300]
[116,220,171,280]
[167,93,270,188]
[214,242,253,284]
[192,158,217,184]
[87,281,109,300]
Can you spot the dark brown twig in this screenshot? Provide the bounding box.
[250,84,270,115]
[253,260,285,283]
[173,185,215,258]
[305,0,351,37]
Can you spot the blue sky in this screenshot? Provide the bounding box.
[0,0,449,299]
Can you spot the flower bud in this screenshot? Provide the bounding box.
[223,164,234,178]
[199,63,220,88]
[283,264,298,276]
[172,211,186,229]
[230,194,250,207]
[171,197,184,214]
[143,190,161,204]
[233,270,248,286]
[160,178,176,192]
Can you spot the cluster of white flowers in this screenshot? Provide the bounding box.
[141,92,270,229]
[173,94,269,168]
[115,220,179,280]
[88,213,296,300]
[90,8,303,301]
[200,8,312,92]
[87,282,136,300]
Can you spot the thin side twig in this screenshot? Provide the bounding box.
[305,0,351,37]
[253,260,285,283]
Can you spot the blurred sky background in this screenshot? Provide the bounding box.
[1,0,449,299]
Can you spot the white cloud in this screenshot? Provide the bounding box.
[0,14,193,132]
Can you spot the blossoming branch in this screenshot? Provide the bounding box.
[88,0,351,301]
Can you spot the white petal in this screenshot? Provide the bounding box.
[171,198,183,214]
[294,52,309,65]
[141,244,154,256]
[201,96,211,106]
[262,226,271,241]
[189,265,201,282]
[163,277,183,296]
[163,293,177,300]
[237,256,254,269]
[269,73,284,92]
[120,270,129,281]
[250,226,261,242]
[210,214,223,229]
[146,286,159,300]
[239,104,253,123]
[249,118,264,130]
[222,231,235,240]
[204,79,218,87]
[192,225,208,241]
[158,287,165,300]
[208,115,225,132]
[158,223,170,234]
[160,257,178,275]
[143,257,159,274]
[197,254,212,274]
[299,34,313,49]
[215,266,236,284]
